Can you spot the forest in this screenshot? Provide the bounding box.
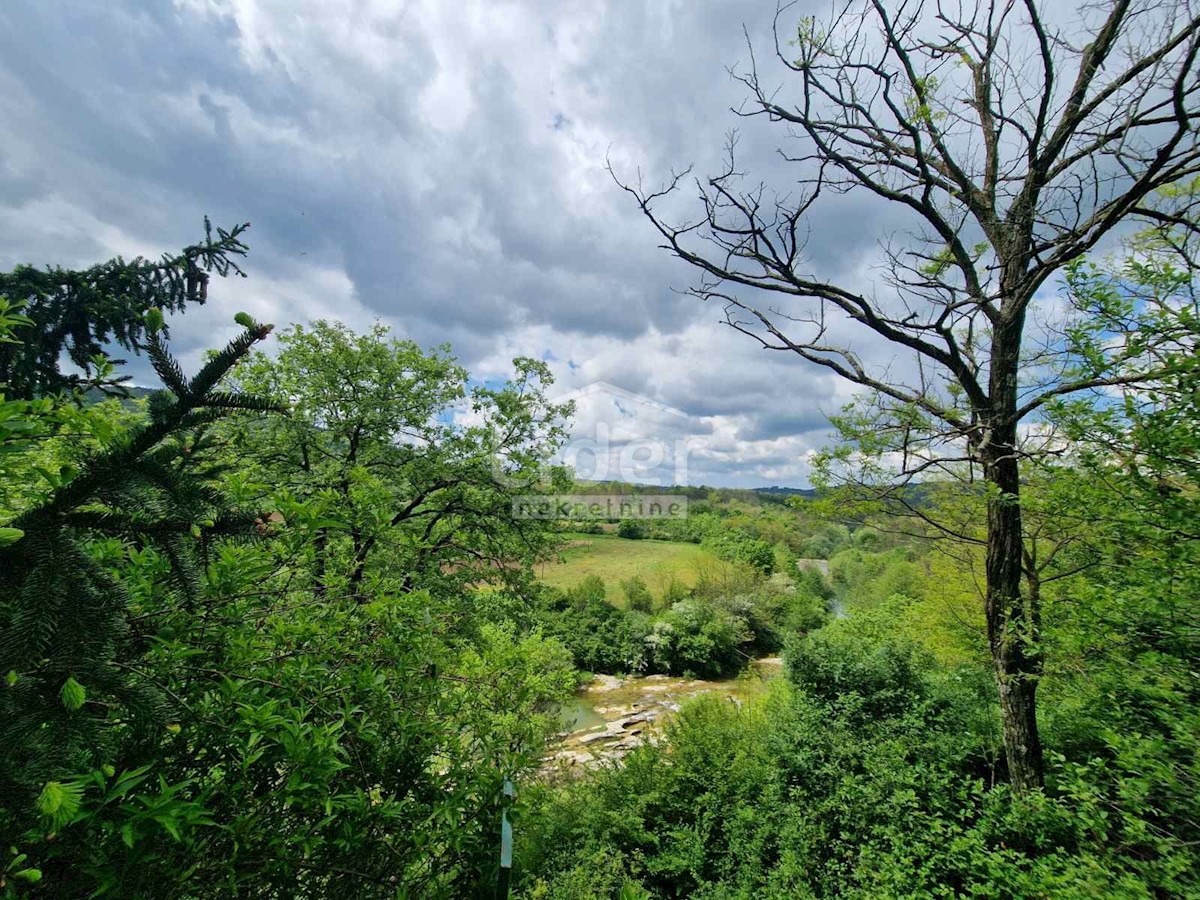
[2,1,1200,897]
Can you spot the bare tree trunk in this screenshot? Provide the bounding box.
[984,454,1044,791]
[983,322,1044,792]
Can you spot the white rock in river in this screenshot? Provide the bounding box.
[579,731,618,746]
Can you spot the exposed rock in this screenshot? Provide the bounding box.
[578,730,617,746]
[594,704,637,718]
[583,674,625,693]
[545,664,784,779]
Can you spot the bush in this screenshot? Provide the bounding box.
[797,523,851,559]
[570,574,607,605]
[786,611,932,720]
[538,587,647,674]
[645,600,750,678]
[617,520,646,539]
[660,578,690,606]
[704,529,776,574]
[622,575,654,613]
[828,547,921,610]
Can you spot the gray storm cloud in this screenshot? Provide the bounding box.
[0,0,928,487]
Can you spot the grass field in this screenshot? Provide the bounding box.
[536,533,722,606]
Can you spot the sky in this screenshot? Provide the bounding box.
[0,1,1051,487]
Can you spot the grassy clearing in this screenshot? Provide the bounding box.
[537,533,722,606]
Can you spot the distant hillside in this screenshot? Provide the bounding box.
[753,486,818,499]
[570,479,817,500]
[80,384,157,410]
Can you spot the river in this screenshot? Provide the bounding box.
[544,657,784,774]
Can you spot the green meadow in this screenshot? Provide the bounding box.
[536,533,723,605]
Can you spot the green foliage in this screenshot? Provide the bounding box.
[622,575,654,613]
[58,677,86,712]
[702,528,775,574]
[0,220,249,399]
[616,519,646,539]
[226,319,570,603]
[539,584,649,674]
[519,342,1200,896]
[571,574,608,605]
[520,594,1198,897]
[786,599,935,720]
[539,563,828,678]
[828,546,921,610]
[797,522,850,559]
[0,252,579,896]
[3,223,1196,898]
[644,599,750,678]
[0,313,278,835]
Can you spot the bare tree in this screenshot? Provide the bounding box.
[615,0,1200,791]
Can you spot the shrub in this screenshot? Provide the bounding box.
[786,616,931,720]
[538,588,647,674]
[704,529,776,574]
[645,600,750,678]
[622,575,654,613]
[616,519,645,539]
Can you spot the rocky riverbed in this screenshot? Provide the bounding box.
[543,658,783,775]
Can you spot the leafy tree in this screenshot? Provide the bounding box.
[797,523,851,560]
[539,584,649,673]
[645,599,751,678]
[568,575,608,607]
[616,519,646,540]
[622,575,654,613]
[0,303,578,896]
[704,528,775,575]
[616,0,1200,791]
[226,320,571,602]
[0,220,249,399]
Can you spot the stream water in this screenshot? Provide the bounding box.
[544,658,784,774]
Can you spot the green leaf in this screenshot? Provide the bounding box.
[234,311,255,328]
[36,781,85,829]
[60,676,86,711]
[0,526,23,547]
[145,307,165,334]
[13,868,42,883]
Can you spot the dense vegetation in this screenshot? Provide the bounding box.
[532,561,827,680]
[0,258,580,896]
[2,2,1199,892]
[517,463,1200,897]
[1,226,1196,897]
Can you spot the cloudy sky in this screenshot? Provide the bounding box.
[0,1,945,487]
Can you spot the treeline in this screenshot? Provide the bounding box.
[529,563,830,679]
[572,499,887,564]
[1,223,1198,899]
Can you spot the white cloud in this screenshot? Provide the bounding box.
[2,0,1066,487]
